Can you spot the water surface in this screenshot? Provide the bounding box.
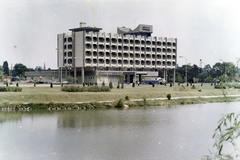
[0,102,239,160]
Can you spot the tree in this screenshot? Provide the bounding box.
[35,66,42,71]
[0,66,4,80]
[12,63,28,77]
[205,112,240,159]
[3,61,9,76]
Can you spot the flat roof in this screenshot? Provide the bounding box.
[69,27,102,32]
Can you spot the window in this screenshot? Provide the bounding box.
[93,37,97,42]
[93,51,97,57]
[111,59,117,64]
[86,36,92,42]
[68,59,72,64]
[135,40,140,44]
[118,52,122,57]
[123,39,129,44]
[135,60,140,65]
[85,44,91,49]
[118,39,122,43]
[123,60,128,64]
[111,45,117,50]
[118,45,122,50]
[86,58,92,64]
[99,44,104,50]
[111,38,117,43]
[98,37,104,42]
[111,52,117,57]
[99,52,104,57]
[85,51,91,56]
[68,52,72,57]
[68,37,72,42]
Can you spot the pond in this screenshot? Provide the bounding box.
[0,102,239,160]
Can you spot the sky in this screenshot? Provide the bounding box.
[0,0,239,69]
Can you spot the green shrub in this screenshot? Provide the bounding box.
[125,95,129,101]
[0,86,22,92]
[232,84,240,89]
[191,85,196,89]
[102,81,105,86]
[109,81,113,89]
[61,85,111,92]
[121,83,124,89]
[143,96,147,106]
[166,93,171,100]
[0,87,7,92]
[214,84,226,89]
[115,98,124,108]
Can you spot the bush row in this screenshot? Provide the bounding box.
[61,85,111,92]
[214,84,240,89]
[214,84,226,89]
[0,86,22,92]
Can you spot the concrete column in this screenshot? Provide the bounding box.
[165,69,168,82]
[163,69,166,80]
[173,69,176,85]
[65,67,67,80]
[127,74,130,83]
[74,67,77,84]
[81,67,84,84]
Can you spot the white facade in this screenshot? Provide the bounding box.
[57,23,177,84]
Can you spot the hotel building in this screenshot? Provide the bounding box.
[57,22,177,84]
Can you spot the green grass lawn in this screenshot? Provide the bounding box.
[0,83,239,104]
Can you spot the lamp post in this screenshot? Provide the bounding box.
[179,56,187,84]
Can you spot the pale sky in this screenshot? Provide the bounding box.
[0,0,239,69]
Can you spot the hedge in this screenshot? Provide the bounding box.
[0,86,22,92]
[61,85,111,92]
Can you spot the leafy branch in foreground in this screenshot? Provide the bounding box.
[204,112,240,160]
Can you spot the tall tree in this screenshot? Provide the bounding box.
[3,61,9,76]
[0,66,4,80]
[12,63,28,77]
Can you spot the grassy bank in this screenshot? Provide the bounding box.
[0,83,239,110]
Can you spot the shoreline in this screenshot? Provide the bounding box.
[1,83,240,111]
[1,95,240,111]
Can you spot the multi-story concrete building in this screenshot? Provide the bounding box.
[57,22,177,85]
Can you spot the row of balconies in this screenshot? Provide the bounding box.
[85,32,176,42]
[85,43,176,51]
[84,59,176,67]
[62,57,176,67]
[85,54,176,60]
[85,51,176,58]
[85,36,176,47]
[85,58,176,65]
[86,47,176,53]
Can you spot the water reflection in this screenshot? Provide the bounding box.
[0,102,239,160]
